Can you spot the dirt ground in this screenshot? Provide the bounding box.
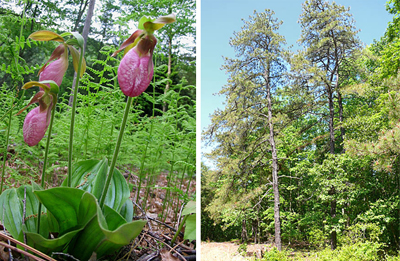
[201,242,267,261]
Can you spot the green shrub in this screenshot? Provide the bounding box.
[314,241,383,261]
[238,243,247,256]
[262,247,290,261]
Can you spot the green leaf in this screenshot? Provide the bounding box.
[120,199,134,222]
[68,204,146,260]
[23,188,97,255]
[0,186,49,242]
[26,37,31,48]
[62,159,130,213]
[20,35,25,49]
[0,189,23,241]
[183,214,196,241]
[182,200,196,215]
[24,228,80,254]
[34,188,90,234]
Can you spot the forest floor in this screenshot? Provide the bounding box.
[115,169,197,260]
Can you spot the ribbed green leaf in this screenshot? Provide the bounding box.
[69,204,146,260]
[62,159,130,213]
[0,189,23,241]
[184,214,196,241]
[0,186,49,242]
[25,188,98,254]
[34,188,90,234]
[120,199,134,222]
[24,227,80,254]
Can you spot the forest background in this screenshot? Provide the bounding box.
[202,0,400,260]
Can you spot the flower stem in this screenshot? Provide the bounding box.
[37,104,56,233]
[67,49,84,187]
[171,215,188,245]
[99,96,133,208]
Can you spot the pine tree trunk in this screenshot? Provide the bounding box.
[328,87,337,250]
[338,90,345,152]
[266,71,282,251]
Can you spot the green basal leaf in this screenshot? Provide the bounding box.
[62,159,131,214]
[24,188,97,255]
[183,214,196,241]
[24,228,80,254]
[0,189,23,241]
[34,188,90,234]
[68,203,146,260]
[0,186,49,242]
[182,200,196,215]
[138,16,155,30]
[120,198,134,222]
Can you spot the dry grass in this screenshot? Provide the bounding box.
[201,242,267,261]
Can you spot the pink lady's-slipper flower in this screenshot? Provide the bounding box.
[29,30,87,87]
[112,14,176,97]
[38,44,69,87]
[17,81,59,146]
[23,106,51,146]
[117,33,156,97]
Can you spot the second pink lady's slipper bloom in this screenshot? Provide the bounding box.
[17,81,59,146]
[112,14,176,97]
[38,44,69,87]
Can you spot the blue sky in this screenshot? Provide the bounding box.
[200,0,393,161]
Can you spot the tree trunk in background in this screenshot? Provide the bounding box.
[241,218,248,243]
[266,72,282,251]
[338,90,345,152]
[73,0,90,32]
[327,87,337,250]
[162,35,172,112]
[330,186,337,250]
[68,0,95,107]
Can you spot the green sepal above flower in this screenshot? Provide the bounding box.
[16,80,59,116]
[28,30,87,77]
[138,14,176,33]
[28,30,64,42]
[112,14,176,58]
